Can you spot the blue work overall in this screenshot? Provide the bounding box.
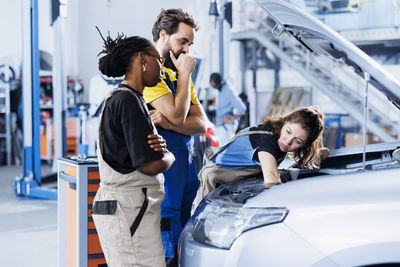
[154,72,198,259]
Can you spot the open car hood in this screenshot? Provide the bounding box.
[257,0,400,109]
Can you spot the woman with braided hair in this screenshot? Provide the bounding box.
[91,28,174,267]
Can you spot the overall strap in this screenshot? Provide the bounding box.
[146,71,177,113]
[208,130,273,160]
[97,86,135,154]
[164,71,177,95]
[130,188,149,237]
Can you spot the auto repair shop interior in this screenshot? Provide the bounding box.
[0,0,400,266]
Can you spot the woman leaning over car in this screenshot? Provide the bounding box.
[91,29,174,267]
[194,105,329,207]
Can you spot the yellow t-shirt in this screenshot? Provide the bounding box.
[143,66,200,105]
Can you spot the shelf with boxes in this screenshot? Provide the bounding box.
[29,75,84,161]
[0,65,12,165]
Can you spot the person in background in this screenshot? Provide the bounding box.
[144,8,207,266]
[194,105,330,207]
[91,29,175,267]
[209,72,246,146]
[237,92,250,132]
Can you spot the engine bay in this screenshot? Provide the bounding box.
[204,143,400,206]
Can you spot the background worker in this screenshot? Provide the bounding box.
[209,72,246,145]
[92,30,175,267]
[144,8,207,266]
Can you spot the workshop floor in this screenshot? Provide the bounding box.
[0,164,57,267]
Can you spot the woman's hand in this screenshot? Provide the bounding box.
[140,136,175,175]
[263,181,281,189]
[319,147,330,161]
[147,134,168,152]
[314,147,330,167]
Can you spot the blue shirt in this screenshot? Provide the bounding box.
[214,125,286,169]
[215,82,246,126]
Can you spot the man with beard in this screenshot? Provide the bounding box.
[143,8,207,266]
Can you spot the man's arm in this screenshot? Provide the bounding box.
[175,104,207,135]
[150,104,207,136]
[148,89,189,127]
[149,52,196,127]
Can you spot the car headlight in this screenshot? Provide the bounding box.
[192,202,288,249]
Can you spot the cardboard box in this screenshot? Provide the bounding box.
[345,133,381,147]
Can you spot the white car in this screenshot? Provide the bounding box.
[180,144,400,266]
[178,1,400,266]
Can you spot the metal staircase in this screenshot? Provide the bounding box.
[232,30,398,142]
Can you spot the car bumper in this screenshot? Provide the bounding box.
[178,218,339,267]
[178,218,229,267]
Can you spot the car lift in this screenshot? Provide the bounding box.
[14,0,65,200]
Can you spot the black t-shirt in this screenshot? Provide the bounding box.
[249,124,286,164]
[100,86,163,174]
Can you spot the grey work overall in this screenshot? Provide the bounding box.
[92,88,166,267]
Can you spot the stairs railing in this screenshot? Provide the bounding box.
[231,30,397,142]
